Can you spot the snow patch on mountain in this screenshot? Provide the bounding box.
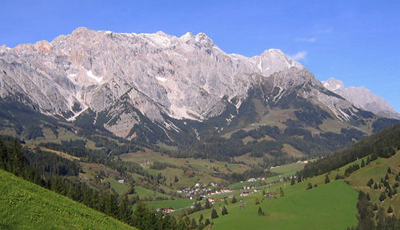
[156,76,167,82]
[86,70,103,83]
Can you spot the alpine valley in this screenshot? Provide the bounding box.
[1,27,400,230]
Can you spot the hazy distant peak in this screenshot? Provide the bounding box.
[322,77,400,119]
[322,78,345,95]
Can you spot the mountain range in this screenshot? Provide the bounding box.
[322,78,400,120]
[0,27,398,156]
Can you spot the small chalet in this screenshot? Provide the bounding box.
[240,191,250,197]
[265,192,276,197]
[163,207,175,213]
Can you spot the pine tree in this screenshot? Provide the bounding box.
[11,139,24,176]
[222,206,228,215]
[105,193,119,218]
[199,214,204,223]
[182,216,191,229]
[325,174,330,184]
[258,207,264,216]
[387,167,392,174]
[127,183,136,194]
[376,207,386,224]
[387,206,393,213]
[205,198,212,209]
[191,218,197,229]
[356,191,375,230]
[379,192,386,202]
[211,209,219,219]
[291,177,295,185]
[367,178,374,188]
[385,173,389,181]
[0,138,7,169]
[366,156,370,165]
[297,174,302,183]
[373,183,378,190]
[388,188,393,198]
[231,196,237,204]
[307,183,313,190]
[118,195,133,225]
[361,159,365,167]
[204,219,211,226]
[132,202,153,230]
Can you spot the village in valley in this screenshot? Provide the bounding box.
[156,176,280,214]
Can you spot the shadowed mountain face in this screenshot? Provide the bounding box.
[0,28,397,149]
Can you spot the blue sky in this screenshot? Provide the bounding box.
[1,0,399,112]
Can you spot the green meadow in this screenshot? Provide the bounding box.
[144,199,195,212]
[210,180,358,230]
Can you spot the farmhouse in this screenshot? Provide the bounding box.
[240,191,250,197]
[265,192,276,197]
[163,207,175,213]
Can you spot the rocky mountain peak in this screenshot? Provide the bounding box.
[180,32,195,41]
[1,28,397,140]
[322,78,345,94]
[322,78,400,119]
[251,49,304,77]
[194,32,214,47]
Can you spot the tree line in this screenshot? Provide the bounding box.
[348,191,400,230]
[301,123,400,178]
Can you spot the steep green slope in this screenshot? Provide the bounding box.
[347,152,400,214]
[0,169,135,230]
[302,123,400,178]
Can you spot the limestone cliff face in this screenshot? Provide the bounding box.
[0,27,390,139]
[322,78,400,119]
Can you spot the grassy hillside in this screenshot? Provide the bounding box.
[347,151,400,214]
[181,179,358,230]
[0,169,135,230]
[211,180,358,230]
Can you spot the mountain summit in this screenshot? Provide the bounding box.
[0,28,397,144]
[322,78,400,119]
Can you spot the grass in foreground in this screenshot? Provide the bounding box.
[0,169,134,230]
